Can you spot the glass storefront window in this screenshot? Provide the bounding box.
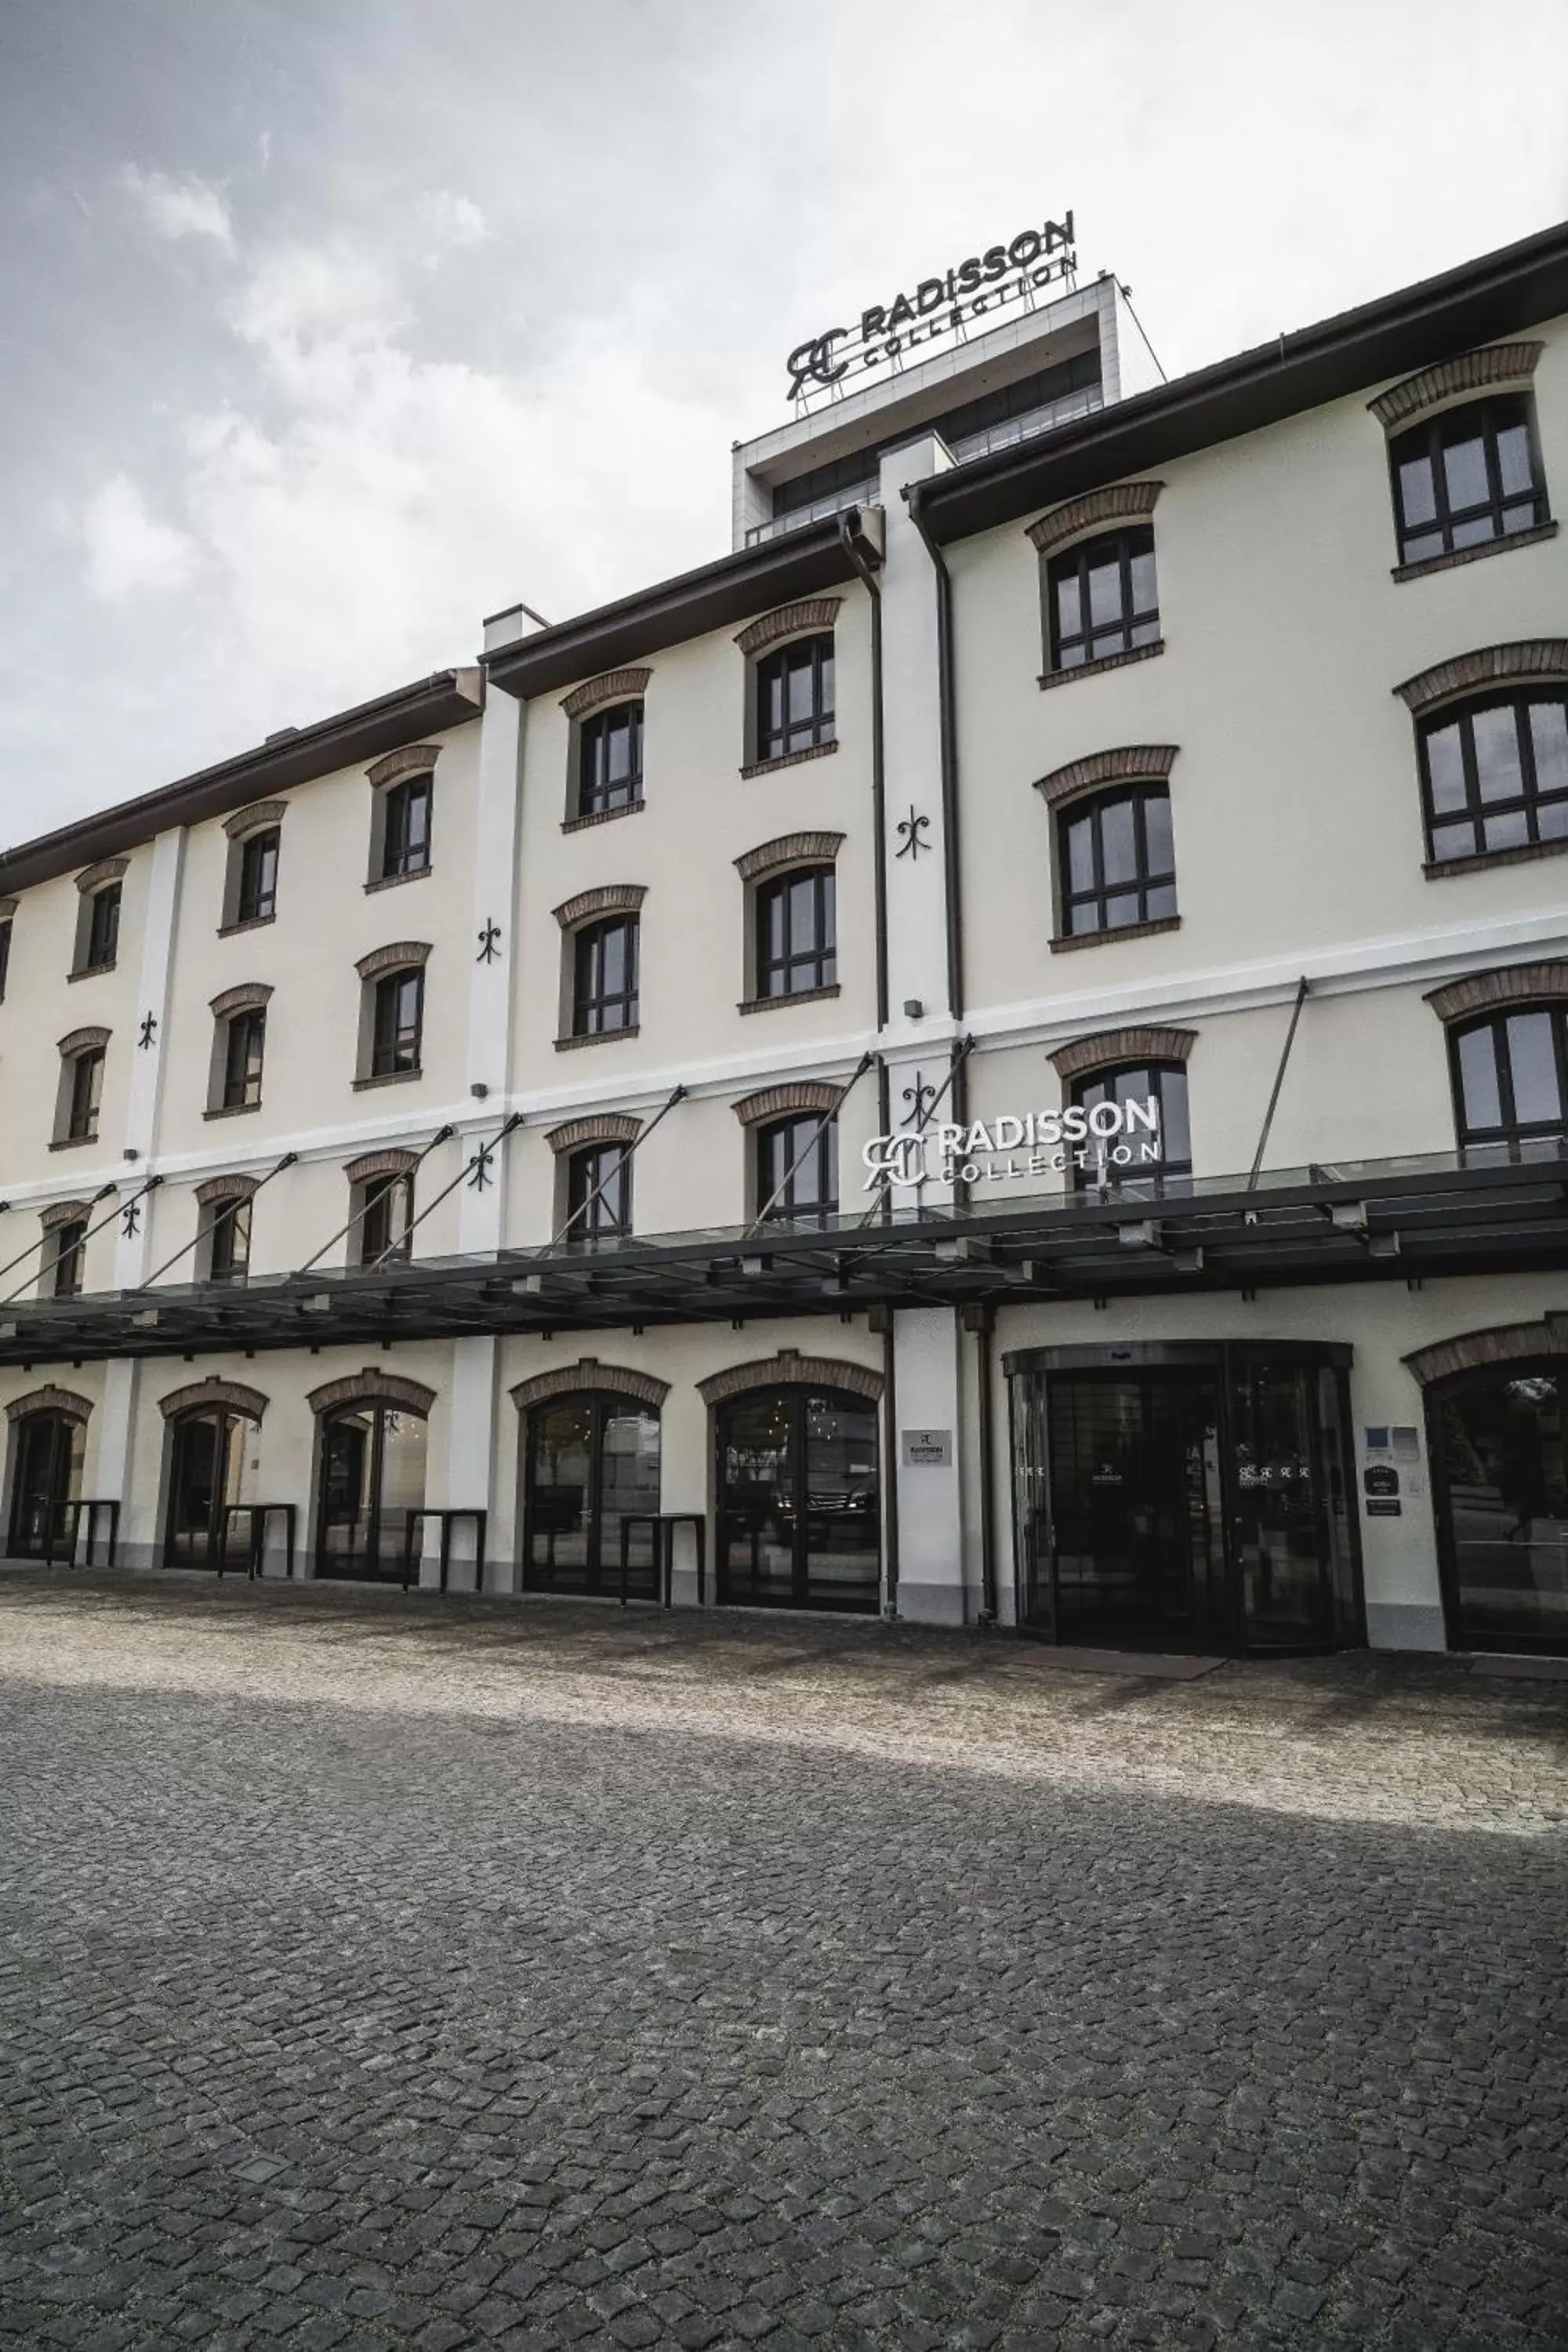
[1434,1371,1568,1651]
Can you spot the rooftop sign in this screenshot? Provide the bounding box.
[786,213,1077,407]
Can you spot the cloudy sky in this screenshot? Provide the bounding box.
[2,0,1566,843]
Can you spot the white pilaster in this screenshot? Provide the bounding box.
[891,1307,967,1625]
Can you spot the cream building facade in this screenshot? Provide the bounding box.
[3,220,1568,1657]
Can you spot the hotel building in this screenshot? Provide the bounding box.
[2,219,1567,1657]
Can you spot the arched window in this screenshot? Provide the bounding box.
[756,1114,837,1222]
[7,1408,85,1558]
[1069,1063,1191,1195]
[316,1400,429,1582]
[164,1403,260,1568]
[578,702,643,818]
[573,915,639,1036]
[1058,785,1176,938]
[1419,690,1568,865]
[1047,528,1159,672]
[756,634,835,762]
[714,1385,880,1613]
[371,969,423,1076]
[1389,394,1545,566]
[1451,1007,1568,1163]
[380,771,432,880]
[49,1218,89,1299]
[55,1035,107,1146]
[521,1392,662,1598]
[756,865,836,996]
[565,1143,630,1242]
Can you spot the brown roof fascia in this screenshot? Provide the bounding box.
[0,669,483,898]
[483,511,874,703]
[914,217,1568,543]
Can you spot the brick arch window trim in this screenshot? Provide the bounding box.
[1048,1025,1197,1083]
[734,597,842,658]
[5,1385,93,1425]
[1368,343,1545,432]
[74,857,129,897]
[560,667,653,721]
[510,1359,670,1414]
[734,829,845,883]
[1026,480,1163,557]
[305,1367,437,1417]
[193,1172,261,1207]
[697,1350,884,1407]
[223,799,289,840]
[58,1025,111,1059]
[157,1376,269,1422]
[732,1079,845,1127]
[543,1112,642,1156]
[343,1147,421,1185]
[1035,745,1180,810]
[39,1198,96,1231]
[365,745,441,791]
[209,981,274,1021]
[1405,1315,1568,1386]
[553,884,646,931]
[1394,641,1568,716]
[1425,964,1568,1024]
[355,940,432,982]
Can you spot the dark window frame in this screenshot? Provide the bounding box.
[1389,393,1547,566]
[236,827,280,924]
[755,1113,838,1224]
[572,916,639,1036]
[220,1009,267,1110]
[755,634,835,763]
[1057,785,1177,938]
[205,1198,252,1285]
[565,1143,631,1242]
[1047,526,1160,673]
[380,773,433,881]
[358,1171,413,1265]
[1069,1062,1192,1197]
[1449,1005,1568,1163]
[370,969,424,1078]
[51,1218,88,1299]
[82,884,122,974]
[577,703,644,819]
[1417,689,1568,866]
[65,1047,105,1144]
[756,865,837,997]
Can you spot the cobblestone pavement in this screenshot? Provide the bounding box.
[2,1571,1567,2352]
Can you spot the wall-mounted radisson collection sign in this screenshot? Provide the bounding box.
[862,1098,1161,1189]
[786,213,1077,405]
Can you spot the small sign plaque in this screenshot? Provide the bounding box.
[1364,1465,1401,1498]
[1366,1498,1403,1518]
[902,1428,953,1468]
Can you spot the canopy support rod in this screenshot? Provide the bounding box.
[0,1178,148,1304]
[856,1033,975,1225]
[293,1124,456,1276]
[366,1115,524,1269]
[746,1051,877,1238]
[136,1154,297,1291]
[1249,978,1310,1187]
[549,1085,688,1248]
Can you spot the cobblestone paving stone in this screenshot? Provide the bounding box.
[2,1571,1567,2352]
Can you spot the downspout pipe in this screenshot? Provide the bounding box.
[902,485,963,1025]
[973,1300,998,1626]
[837,510,888,1033]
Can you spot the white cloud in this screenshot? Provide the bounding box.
[81,475,201,598]
[417,191,487,253]
[122,165,234,251]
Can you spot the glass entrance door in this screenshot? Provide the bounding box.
[165,1408,255,1567]
[717,1388,880,1613]
[1044,1374,1226,1646]
[1432,1368,1568,1652]
[316,1404,428,1581]
[523,1396,661,1597]
[1011,1345,1361,1653]
[8,1410,85,1559]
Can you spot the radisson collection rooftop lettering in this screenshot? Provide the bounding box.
[786,212,1077,405]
